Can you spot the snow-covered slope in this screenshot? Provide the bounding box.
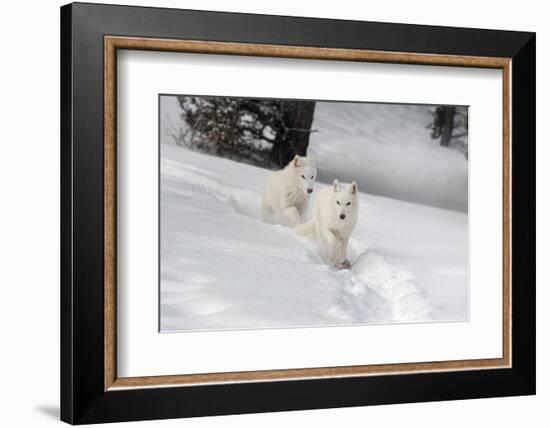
[160,143,468,332]
[309,102,468,212]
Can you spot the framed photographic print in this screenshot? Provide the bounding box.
[60,2,536,424]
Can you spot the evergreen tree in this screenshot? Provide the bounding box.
[176,96,316,168]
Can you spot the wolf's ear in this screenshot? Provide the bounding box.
[293,155,301,167]
[308,154,317,166]
[350,181,358,195]
[333,179,340,192]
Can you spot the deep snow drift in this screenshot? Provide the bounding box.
[160,143,468,332]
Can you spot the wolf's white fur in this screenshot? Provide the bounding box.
[296,179,358,268]
[262,155,317,227]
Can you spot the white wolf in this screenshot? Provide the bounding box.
[262,155,317,227]
[296,179,358,269]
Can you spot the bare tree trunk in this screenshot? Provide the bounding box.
[440,106,456,147]
[271,101,316,167]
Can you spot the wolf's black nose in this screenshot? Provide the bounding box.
[307,188,313,194]
[339,214,346,220]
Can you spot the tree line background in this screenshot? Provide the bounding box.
[174,96,315,168]
[427,106,469,159]
[170,95,468,169]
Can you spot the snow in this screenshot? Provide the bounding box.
[160,143,468,332]
[309,102,468,212]
[160,95,182,140]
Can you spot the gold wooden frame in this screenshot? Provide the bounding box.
[104,35,512,391]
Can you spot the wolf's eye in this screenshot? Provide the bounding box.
[346,202,351,206]
[336,201,340,205]
[301,174,306,179]
[310,176,314,179]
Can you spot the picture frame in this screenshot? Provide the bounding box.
[60,2,535,424]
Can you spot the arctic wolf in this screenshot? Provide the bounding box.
[296,179,358,269]
[262,155,317,227]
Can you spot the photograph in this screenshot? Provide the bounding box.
[159,94,469,332]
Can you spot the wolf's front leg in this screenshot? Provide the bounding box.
[332,239,346,266]
[339,238,351,268]
[322,231,340,266]
[329,238,350,269]
[282,207,301,227]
